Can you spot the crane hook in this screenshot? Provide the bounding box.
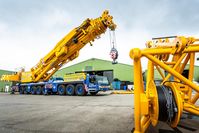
[110,47,118,64]
[109,29,118,64]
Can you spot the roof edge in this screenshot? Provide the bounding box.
[59,58,132,70]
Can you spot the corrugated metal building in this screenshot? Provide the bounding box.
[1,58,199,91]
[0,70,13,92]
[54,58,134,83]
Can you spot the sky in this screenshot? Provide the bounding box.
[0,0,199,71]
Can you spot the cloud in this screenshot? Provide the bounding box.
[0,0,199,71]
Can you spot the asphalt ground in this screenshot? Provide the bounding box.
[0,92,199,133]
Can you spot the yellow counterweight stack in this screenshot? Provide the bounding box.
[64,73,86,82]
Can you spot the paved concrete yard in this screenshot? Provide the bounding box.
[0,92,199,133]
[0,92,134,133]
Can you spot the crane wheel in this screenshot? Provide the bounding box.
[19,87,24,94]
[58,85,66,95]
[24,86,28,94]
[66,84,75,96]
[42,88,50,95]
[31,86,37,95]
[75,84,86,96]
[36,86,42,95]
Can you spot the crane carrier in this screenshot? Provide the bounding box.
[42,73,109,96]
[1,10,116,96]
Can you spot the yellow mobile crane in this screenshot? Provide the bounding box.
[1,10,116,95]
[130,36,199,133]
[1,10,116,83]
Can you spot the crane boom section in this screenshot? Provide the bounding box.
[1,10,116,83]
[130,36,199,133]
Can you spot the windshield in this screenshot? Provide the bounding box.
[95,76,109,85]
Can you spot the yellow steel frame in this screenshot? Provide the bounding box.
[130,36,199,133]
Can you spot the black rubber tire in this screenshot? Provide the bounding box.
[19,87,24,94]
[75,84,86,96]
[31,86,37,95]
[66,84,75,96]
[36,86,42,95]
[58,85,66,95]
[42,88,50,95]
[90,92,98,95]
[24,87,28,94]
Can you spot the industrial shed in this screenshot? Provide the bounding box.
[54,58,134,84]
[0,69,13,92]
[2,59,199,91]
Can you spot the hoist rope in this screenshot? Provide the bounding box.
[109,29,117,49]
